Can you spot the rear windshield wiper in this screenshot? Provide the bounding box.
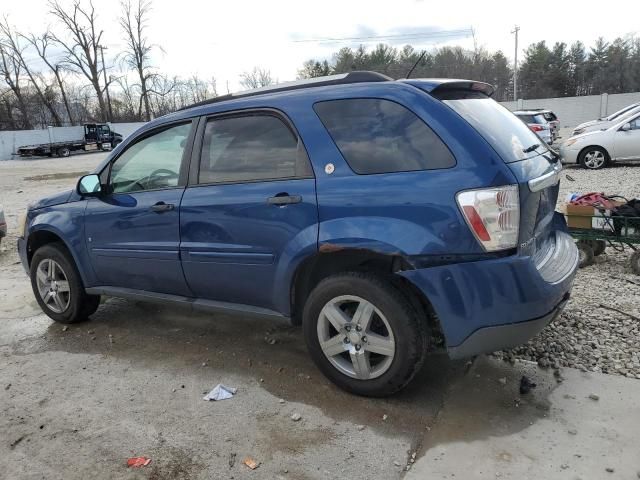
[523,143,540,153]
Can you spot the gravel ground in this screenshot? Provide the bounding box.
[494,160,640,379]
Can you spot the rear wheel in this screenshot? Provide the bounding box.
[631,251,640,275]
[579,147,608,170]
[591,240,607,256]
[30,243,100,323]
[57,147,71,158]
[577,241,594,268]
[303,272,427,397]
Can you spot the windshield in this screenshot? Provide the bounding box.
[607,104,639,121]
[444,98,550,163]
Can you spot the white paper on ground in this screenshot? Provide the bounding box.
[203,384,237,401]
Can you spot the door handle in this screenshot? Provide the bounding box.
[267,194,302,206]
[150,202,175,213]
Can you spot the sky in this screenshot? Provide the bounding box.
[3,0,637,92]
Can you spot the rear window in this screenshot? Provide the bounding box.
[314,98,455,174]
[443,98,550,163]
[542,112,557,121]
[516,113,546,124]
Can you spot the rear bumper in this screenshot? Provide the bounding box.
[400,226,578,358]
[447,296,568,359]
[17,237,29,275]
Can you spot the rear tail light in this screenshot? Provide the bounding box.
[529,124,544,132]
[457,185,520,251]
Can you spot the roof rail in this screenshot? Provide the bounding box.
[179,71,392,111]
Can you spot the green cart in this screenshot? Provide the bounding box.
[567,213,640,274]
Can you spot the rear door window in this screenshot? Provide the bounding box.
[442,97,550,162]
[198,114,313,184]
[314,98,455,174]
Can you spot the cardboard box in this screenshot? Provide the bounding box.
[564,202,622,230]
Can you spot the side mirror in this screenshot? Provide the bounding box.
[77,174,103,197]
[620,123,631,132]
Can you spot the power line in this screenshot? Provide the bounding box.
[293,28,473,44]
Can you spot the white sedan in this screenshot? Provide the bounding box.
[572,103,640,136]
[560,113,640,169]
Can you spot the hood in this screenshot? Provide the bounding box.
[576,119,600,129]
[29,189,74,210]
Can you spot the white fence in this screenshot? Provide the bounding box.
[500,91,640,128]
[0,122,145,161]
[3,90,640,160]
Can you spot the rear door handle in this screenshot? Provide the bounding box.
[267,194,302,206]
[150,202,175,213]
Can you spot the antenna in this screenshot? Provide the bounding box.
[405,50,426,79]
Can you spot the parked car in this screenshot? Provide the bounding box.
[529,108,560,140]
[513,110,554,144]
[17,72,578,396]
[0,207,6,244]
[561,112,640,169]
[572,103,640,136]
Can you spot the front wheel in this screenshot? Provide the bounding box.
[57,147,71,158]
[579,147,608,170]
[303,272,428,397]
[30,243,100,323]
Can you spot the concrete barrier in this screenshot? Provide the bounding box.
[500,91,640,128]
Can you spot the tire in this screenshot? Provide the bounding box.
[579,146,609,170]
[30,242,101,324]
[591,240,606,256]
[577,241,594,268]
[302,272,428,397]
[631,251,640,276]
[57,147,71,158]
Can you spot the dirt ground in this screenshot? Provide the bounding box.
[1,152,639,479]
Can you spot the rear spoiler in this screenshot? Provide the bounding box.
[400,79,495,98]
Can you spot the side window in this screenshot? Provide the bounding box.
[110,123,191,193]
[198,114,312,184]
[630,118,640,130]
[314,98,455,174]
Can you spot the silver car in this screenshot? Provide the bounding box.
[572,103,640,136]
[560,113,640,169]
[513,111,553,145]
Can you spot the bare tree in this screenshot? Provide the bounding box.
[239,67,275,89]
[119,0,155,121]
[23,32,75,124]
[0,18,63,126]
[0,36,32,128]
[49,0,109,120]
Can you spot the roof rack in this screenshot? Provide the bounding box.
[179,71,392,111]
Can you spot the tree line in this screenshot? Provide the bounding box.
[3,1,640,131]
[0,0,275,130]
[299,36,640,102]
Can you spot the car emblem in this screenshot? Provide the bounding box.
[325,163,335,174]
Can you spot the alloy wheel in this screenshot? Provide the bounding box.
[317,295,396,380]
[583,150,605,169]
[35,258,71,313]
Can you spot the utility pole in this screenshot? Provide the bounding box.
[511,25,520,101]
[98,45,113,122]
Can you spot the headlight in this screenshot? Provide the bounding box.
[18,212,27,237]
[565,138,578,147]
[572,128,584,135]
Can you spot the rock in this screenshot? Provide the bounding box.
[497,377,507,385]
[560,464,569,470]
[605,467,614,473]
[62,326,68,332]
[382,414,388,421]
[279,398,285,404]
[588,393,600,401]
[568,429,577,435]
[290,413,302,422]
[393,461,401,467]
[357,425,365,431]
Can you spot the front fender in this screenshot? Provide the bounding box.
[27,201,95,286]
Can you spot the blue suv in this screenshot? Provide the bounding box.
[17,72,578,396]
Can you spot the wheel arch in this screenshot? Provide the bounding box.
[289,248,444,345]
[26,228,89,285]
[578,144,611,163]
